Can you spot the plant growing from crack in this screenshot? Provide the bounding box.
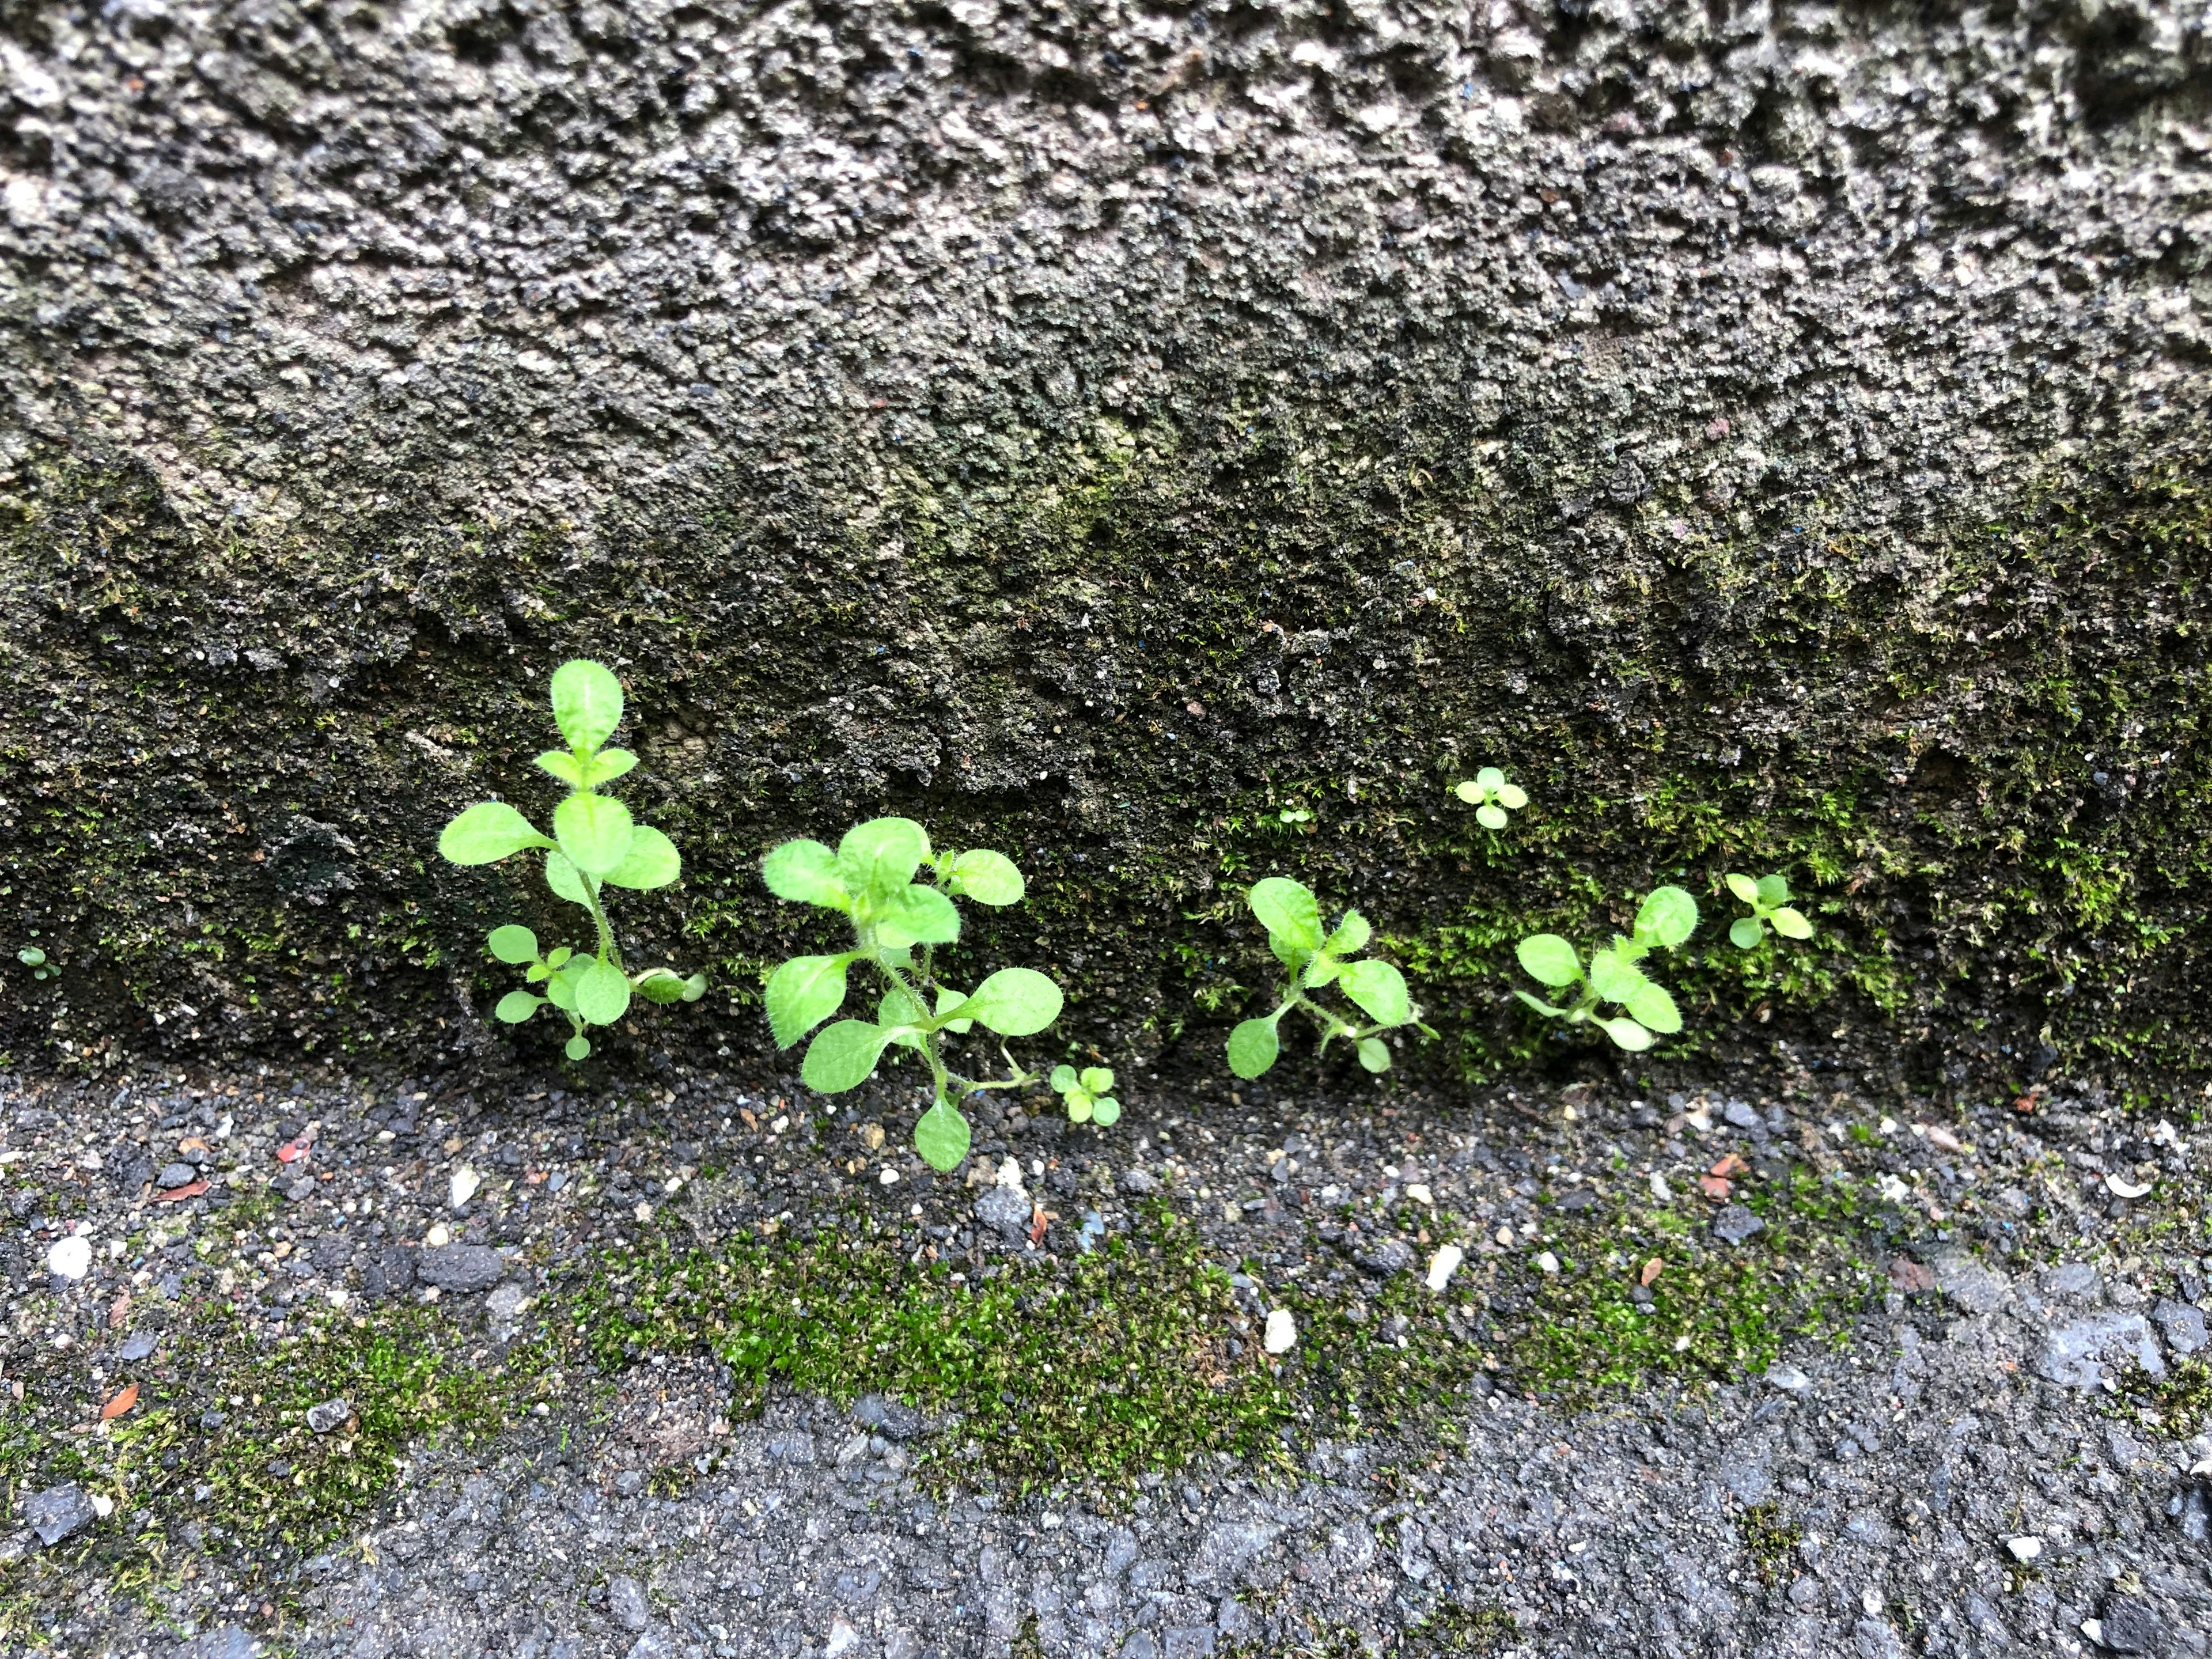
[1513,887,1698,1052]
[1725,873,1813,948]
[1453,766,1528,830]
[1227,877,1430,1078]
[762,818,1090,1171]
[437,659,703,1060]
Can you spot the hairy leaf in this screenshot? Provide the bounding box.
[545,850,589,906]
[582,748,638,785]
[766,955,850,1048]
[950,967,1062,1036]
[1248,877,1323,950]
[603,824,681,891]
[535,750,585,787]
[762,839,847,908]
[1755,873,1790,908]
[837,817,931,896]
[801,1020,896,1093]
[440,802,551,865]
[945,849,1024,906]
[574,959,632,1026]
[550,658,624,752]
[1771,906,1813,940]
[1516,934,1582,987]
[1624,981,1681,1034]
[1587,949,1649,1005]
[487,925,538,965]
[1357,1036,1392,1073]
[554,792,635,878]
[877,882,961,947]
[1227,1017,1281,1079]
[914,1101,972,1172]
[1725,872,1759,905]
[1634,885,1699,949]
[493,990,543,1024]
[1339,959,1412,1027]
[1324,909,1372,956]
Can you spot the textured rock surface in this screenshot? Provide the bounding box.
[3,0,2211,1081]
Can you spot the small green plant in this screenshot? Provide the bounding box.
[1452,766,1527,830]
[1226,877,1428,1078]
[16,946,54,982]
[1051,1064,1120,1126]
[1513,887,1697,1051]
[761,817,1084,1171]
[1725,872,1813,948]
[437,659,703,1061]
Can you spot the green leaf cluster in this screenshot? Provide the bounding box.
[763,819,1100,1172]
[437,660,703,1062]
[1514,886,1698,1052]
[1452,765,1528,830]
[1051,1065,1120,1126]
[1726,872,1814,948]
[1227,877,1429,1079]
[16,945,54,982]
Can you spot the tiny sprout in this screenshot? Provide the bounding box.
[1227,877,1431,1080]
[1726,873,1814,948]
[438,659,706,1063]
[1514,885,1698,1052]
[1051,1065,1121,1126]
[17,946,55,982]
[1453,766,1528,830]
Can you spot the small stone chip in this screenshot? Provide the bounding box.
[24,1483,96,1546]
[305,1397,352,1434]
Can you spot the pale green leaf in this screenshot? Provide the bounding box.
[535,750,585,787]
[837,817,931,896]
[565,1035,591,1061]
[877,980,926,1029]
[603,824,681,891]
[876,883,960,947]
[1302,954,1341,988]
[1357,1036,1392,1073]
[1596,1016,1656,1052]
[1755,873,1790,908]
[1080,1066,1114,1093]
[546,850,589,905]
[801,1020,895,1093]
[635,969,689,1005]
[574,958,632,1025]
[1725,873,1759,904]
[1050,1064,1078,1093]
[543,962,582,1012]
[1516,934,1582,987]
[766,955,850,1047]
[681,972,707,1002]
[1634,885,1699,949]
[1494,783,1528,809]
[1476,803,1507,830]
[1339,960,1411,1027]
[439,802,552,865]
[1248,877,1323,950]
[1770,906,1813,940]
[553,792,635,878]
[1090,1097,1121,1127]
[1475,766,1505,792]
[949,967,1062,1036]
[493,990,542,1024]
[1227,1017,1281,1079]
[1729,916,1764,949]
[1453,780,1482,804]
[487,925,538,965]
[1514,989,1567,1018]
[1624,980,1681,1034]
[550,658,624,752]
[1588,949,1649,1005]
[762,839,848,908]
[1323,909,1372,956]
[914,1101,972,1172]
[1065,1093,1093,1124]
[945,849,1024,906]
[581,748,638,785]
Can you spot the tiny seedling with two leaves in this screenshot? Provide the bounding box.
[437,660,704,1061]
[1726,873,1813,947]
[1051,1065,1120,1126]
[762,818,1096,1171]
[1514,887,1698,1052]
[1453,766,1528,830]
[1227,877,1429,1078]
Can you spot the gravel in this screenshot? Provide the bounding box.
[6,1056,2212,1656]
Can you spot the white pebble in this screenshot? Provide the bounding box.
[1649,1173,1672,1202]
[1263,1308,1297,1355]
[46,1236,90,1280]
[878,1167,899,1185]
[1425,1244,1464,1293]
[1404,1182,1434,1207]
[449,1166,480,1209]
[1535,1251,1560,1275]
[2006,1536,2043,1562]
[423,1222,451,1248]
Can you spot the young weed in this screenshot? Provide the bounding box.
[1227,877,1431,1080]
[1513,887,1698,1052]
[1726,872,1815,949]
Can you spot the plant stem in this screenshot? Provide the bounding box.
[580,874,620,968]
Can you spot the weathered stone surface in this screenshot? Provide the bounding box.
[415,1244,503,1293]
[3,1,2210,1080]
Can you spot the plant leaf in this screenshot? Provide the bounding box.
[493,990,542,1024]
[487,925,538,965]
[914,1100,972,1172]
[1452,780,1482,804]
[545,850,589,905]
[553,792,635,878]
[1050,1064,1078,1092]
[945,849,1024,906]
[1596,1016,1656,1052]
[635,970,690,1005]
[1475,766,1505,791]
[876,883,961,947]
[1248,877,1323,950]
[1065,1093,1093,1124]
[1770,906,1814,940]
[1624,980,1682,1034]
[1516,934,1582,987]
[1080,1066,1114,1093]
[1729,916,1764,949]
[762,839,848,908]
[949,967,1063,1036]
[1755,873,1790,908]
[543,962,582,1012]
[801,1020,896,1093]
[681,972,707,1002]
[566,1035,591,1060]
[765,955,851,1047]
[1514,988,1567,1018]
[1090,1097,1121,1127]
[546,946,573,969]
[1725,873,1759,904]
[1339,960,1412,1027]
[1476,803,1507,830]
[1302,953,1341,988]
[549,658,624,752]
[439,802,552,865]
[581,748,638,785]
[574,959,632,1026]
[1323,909,1372,956]
[1633,885,1699,949]
[1357,1036,1392,1073]
[1495,783,1528,809]
[535,750,585,787]
[1226,1017,1281,1079]
[877,980,926,1029]
[603,825,681,891]
[1587,949,1648,1005]
[931,986,974,1035]
[837,817,931,897]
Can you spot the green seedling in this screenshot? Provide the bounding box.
[762,818,1091,1172]
[437,659,704,1062]
[16,946,54,982]
[1051,1065,1120,1126]
[1226,877,1430,1078]
[1453,766,1528,830]
[1514,886,1698,1052]
[1726,873,1813,948]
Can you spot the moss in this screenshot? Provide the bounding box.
[2116,1359,2212,1438]
[1737,1502,1803,1585]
